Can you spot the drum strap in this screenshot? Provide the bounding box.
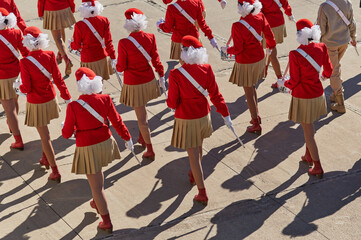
[127,36,152,62]
[325,0,351,26]
[238,20,263,42]
[274,0,282,8]
[76,99,105,124]
[26,56,52,80]
[296,49,321,73]
[0,34,20,58]
[178,67,209,97]
[173,3,195,25]
[82,19,106,48]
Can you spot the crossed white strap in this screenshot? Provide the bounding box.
[178,67,209,97]
[26,56,52,80]
[82,19,106,48]
[274,0,282,8]
[173,3,195,25]
[76,99,105,124]
[238,20,263,42]
[0,34,20,58]
[296,49,321,73]
[127,36,152,62]
[325,0,351,26]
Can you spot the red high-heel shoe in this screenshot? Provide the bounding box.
[56,52,62,65]
[188,170,195,185]
[142,144,155,160]
[247,118,262,135]
[249,116,262,125]
[48,166,61,183]
[194,188,208,205]
[98,214,113,233]
[64,56,73,76]
[137,133,146,147]
[301,148,313,166]
[39,152,50,169]
[10,135,24,150]
[309,160,323,179]
[90,200,99,214]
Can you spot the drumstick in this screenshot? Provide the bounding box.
[282,62,289,80]
[354,46,359,56]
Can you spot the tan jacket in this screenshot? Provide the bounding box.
[317,0,356,48]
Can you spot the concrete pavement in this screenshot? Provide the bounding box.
[0,0,361,239]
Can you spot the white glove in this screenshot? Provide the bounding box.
[13,79,21,89]
[125,138,134,151]
[65,99,72,105]
[61,121,64,129]
[266,48,272,56]
[159,76,166,91]
[156,18,165,28]
[223,115,233,129]
[111,59,117,69]
[220,0,227,9]
[210,38,218,49]
[288,15,296,22]
[221,46,228,54]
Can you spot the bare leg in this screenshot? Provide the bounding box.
[244,86,258,119]
[36,126,57,167]
[300,122,320,162]
[187,146,205,189]
[134,106,152,144]
[51,29,67,57]
[86,171,109,215]
[269,47,282,77]
[1,99,20,135]
[61,29,66,44]
[14,95,19,114]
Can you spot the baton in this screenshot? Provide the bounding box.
[230,126,245,148]
[130,148,141,166]
[216,45,221,53]
[354,46,359,56]
[113,68,123,89]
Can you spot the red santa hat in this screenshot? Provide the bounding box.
[123,8,148,33]
[237,0,262,17]
[75,67,103,94]
[180,36,208,65]
[0,8,17,30]
[79,0,103,18]
[296,19,321,45]
[23,26,49,50]
[162,0,173,4]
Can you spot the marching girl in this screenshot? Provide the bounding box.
[221,0,276,135]
[62,67,133,233]
[259,0,295,88]
[0,0,27,33]
[117,8,165,160]
[167,36,232,205]
[37,0,76,76]
[279,19,333,178]
[0,8,29,150]
[19,26,72,182]
[157,0,219,60]
[70,0,116,81]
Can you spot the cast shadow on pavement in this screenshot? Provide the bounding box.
[324,73,361,101]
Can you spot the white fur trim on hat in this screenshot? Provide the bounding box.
[123,13,148,32]
[79,1,104,18]
[180,46,208,65]
[238,0,262,17]
[77,75,103,95]
[0,12,17,30]
[296,25,321,45]
[22,33,49,50]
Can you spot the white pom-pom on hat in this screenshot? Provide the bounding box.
[123,8,148,33]
[22,26,49,50]
[296,19,321,45]
[0,8,17,30]
[237,0,262,17]
[79,0,104,18]
[75,67,103,95]
[180,36,208,65]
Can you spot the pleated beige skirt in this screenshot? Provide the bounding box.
[171,114,213,150]
[120,78,161,107]
[72,137,121,174]
[229,58,265,87]
[25,98,60,127]
[262,24,287,48]
[170,41,182,60]
[288,95,327,124]
[0,77,17,100]
[81,57,113,80]
[43,7,76,30]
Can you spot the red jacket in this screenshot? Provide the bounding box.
[284,43,333,99]
[167,63,229,119]
[0,0,27,33]
[19,50,71,104]
[227,14,276,64]
[116,31,164,85]
[38,0,75,17]
[71,16,116,63]
[259,0,292,28]
[62,94,131,147]
[0,29,29,79]
[159,0,214,43]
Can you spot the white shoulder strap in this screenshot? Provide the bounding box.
[76,99,105,124]
[325,0,350,26]
[26,56,52,80]
[274,0,282,8]
[0,34,20,58]
[82,19,106,48]
[173,3,195,25]
[238,20,263,42]
[296,49,321,73]
[178,67,209,97]
[127,36,152,62]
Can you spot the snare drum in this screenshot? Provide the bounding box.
[278,76,291,94]
[68,45,81,57]
[221,49,235,61]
